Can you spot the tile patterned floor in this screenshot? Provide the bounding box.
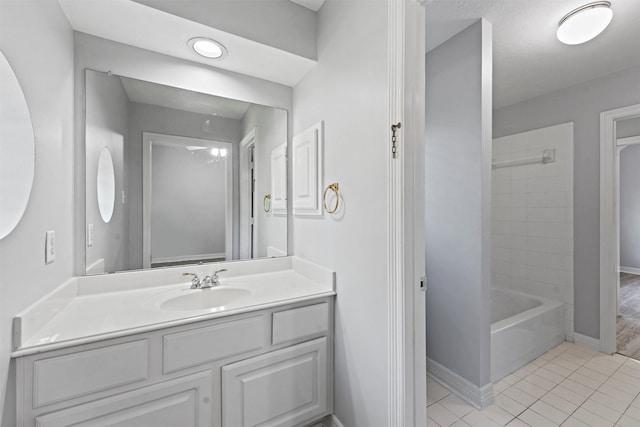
[427,342,640,427]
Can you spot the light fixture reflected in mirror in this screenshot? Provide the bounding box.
[557,1,613,45]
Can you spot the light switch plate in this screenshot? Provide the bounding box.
[87,223,94,247]
[45,230,55,264]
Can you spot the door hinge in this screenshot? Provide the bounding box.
[391,122,401,159]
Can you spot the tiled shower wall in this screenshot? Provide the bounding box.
[491,122,574,339]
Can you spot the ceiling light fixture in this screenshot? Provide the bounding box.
[557,1,613,45]
[188,37,227,59]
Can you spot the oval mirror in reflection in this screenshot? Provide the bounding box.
[0,51,35,239]
[97,147,115,223]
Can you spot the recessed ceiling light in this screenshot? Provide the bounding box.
[557,1,613,45]
[188,37,227,59]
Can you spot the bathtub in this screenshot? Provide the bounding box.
[491,288,565,382]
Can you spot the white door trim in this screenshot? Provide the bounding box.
[239,129,257,259]
[142,132,233,267]
[388,0,427,425]
[599,103,640,354]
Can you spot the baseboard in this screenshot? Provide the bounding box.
[328,415,344,427]
[427,358,494,409]
[573,333,601,352]
[620,266,640,275]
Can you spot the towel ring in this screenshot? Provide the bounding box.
[323,183,340,214]
[263,194,271,213]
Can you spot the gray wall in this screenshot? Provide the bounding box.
[127,102,241,268]
[494,65,640,339]
[240,105,288,257]
[620,143,640,270]
[85,70,129,273]
[150,143,227,260]
[292,0,391,424]
[134,0,317,60]
[425,21,493,389]
[0,0,74,424]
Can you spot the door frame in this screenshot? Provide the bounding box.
[239,128,258,259]
[599,103,640,354]
[142,132,233,267]
[388,0,427,425]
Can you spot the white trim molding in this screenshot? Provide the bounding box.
[388,0,407,425]
[427,358,494,409]
[620,266,640,276]
[573,333,601,352]
[328,415,345,427]
[599,103,640,355]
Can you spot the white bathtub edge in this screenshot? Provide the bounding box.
[427,358,494,409]
[573,332,601,352]
[491,299,564,334]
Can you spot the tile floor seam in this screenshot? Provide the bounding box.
[427,342,640,427]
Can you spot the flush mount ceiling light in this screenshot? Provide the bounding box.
[557,1,613,45]
[188,37,227,59]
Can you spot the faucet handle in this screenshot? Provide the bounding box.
[183,272,201,289]
[212,269,227,286]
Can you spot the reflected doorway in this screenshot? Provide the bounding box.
[142,132,233,268]
[617,126,640,360]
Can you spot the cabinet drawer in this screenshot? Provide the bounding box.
[163,315,267,373]
[272,303,329,345]
[34,370,213,427]
[222,337,329,427]
[33,340,149,408]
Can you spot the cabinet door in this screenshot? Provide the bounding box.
[222,338,328,427]
[35,371,213,427]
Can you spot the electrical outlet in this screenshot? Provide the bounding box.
[45,230,56,264]
[87,223,94,247]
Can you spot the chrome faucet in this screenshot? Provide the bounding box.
[184,269,227,289]
[183,272,201,289]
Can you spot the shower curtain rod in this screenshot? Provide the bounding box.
[492,148,556,169]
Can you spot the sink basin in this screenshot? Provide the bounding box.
[160,288,251,311]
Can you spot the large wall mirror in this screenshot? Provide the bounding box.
[85,69,287,275]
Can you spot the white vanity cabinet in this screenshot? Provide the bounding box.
[15,298,333,427]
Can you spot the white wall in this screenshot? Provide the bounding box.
[240,105,288,258]
[425,20,493,391]
[620,143,640,271]
[0,0,74,424]
[127,102,241,268]
[150,143,227,260]
[85,70,129,273]
[494,66,640,339]
[492,123,574,337]
[292,0,391,424]
[74,32,292,275]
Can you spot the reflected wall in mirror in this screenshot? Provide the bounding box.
[0,51,35,239]
[84,69,287,275]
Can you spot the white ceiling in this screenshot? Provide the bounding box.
[59,0,316,87]
[290,0,325,12]
[427,0,640,109]
[119,76,251,119]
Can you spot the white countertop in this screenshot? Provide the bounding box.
[12,257,335,357]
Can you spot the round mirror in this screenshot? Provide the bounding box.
[0,52,35,239]
[97,147,115,223]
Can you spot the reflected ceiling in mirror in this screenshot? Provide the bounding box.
[84,69,287,276]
